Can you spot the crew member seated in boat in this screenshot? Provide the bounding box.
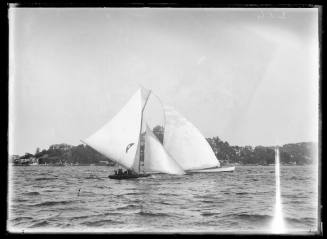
[114,170,117,175]
[118,169,123,175]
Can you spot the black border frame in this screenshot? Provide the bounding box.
[3,2,325,238]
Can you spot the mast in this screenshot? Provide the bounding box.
[138,89,152,173]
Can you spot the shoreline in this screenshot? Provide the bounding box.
[11,163,311,167]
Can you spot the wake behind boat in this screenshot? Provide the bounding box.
[82,87,235,180]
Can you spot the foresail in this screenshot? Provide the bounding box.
[163,106,220,170]
[144,125,185,175]
[84,89,143,169]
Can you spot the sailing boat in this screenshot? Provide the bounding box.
[82,87,234,180]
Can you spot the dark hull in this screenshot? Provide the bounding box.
[108,173,151,180]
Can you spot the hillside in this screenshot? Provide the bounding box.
[11,132,317,166]
[206,137,317,166]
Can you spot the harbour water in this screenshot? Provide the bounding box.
[8,165,318,233]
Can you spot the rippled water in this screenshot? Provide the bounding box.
[8,165,319,233]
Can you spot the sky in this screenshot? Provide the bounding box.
[9,8,319,155]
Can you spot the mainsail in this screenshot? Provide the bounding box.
[144,125,185,175]
[84,89,146,169]
[163,106,220,170]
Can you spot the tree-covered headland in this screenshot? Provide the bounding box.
[11,126,317,166]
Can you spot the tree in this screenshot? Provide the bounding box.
[153,125,164,143]
[20,153,33,159]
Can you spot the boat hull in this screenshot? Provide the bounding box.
[108,173,151,180]
[187,166,235,173]
[147,166,235,175]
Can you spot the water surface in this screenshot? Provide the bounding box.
[8,165,318,233]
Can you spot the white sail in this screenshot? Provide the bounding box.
[163,106,220,170]
[84,89,145,169]
[144,125,185,175]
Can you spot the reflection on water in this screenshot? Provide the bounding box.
[271,147,286,233]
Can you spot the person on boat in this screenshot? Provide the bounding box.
[118,168,123,175]
[114,170,117,175]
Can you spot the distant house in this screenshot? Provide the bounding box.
[10,155,20,162]
[245,146,254,152]
[12,154,35,165]
[49,143,72,151]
